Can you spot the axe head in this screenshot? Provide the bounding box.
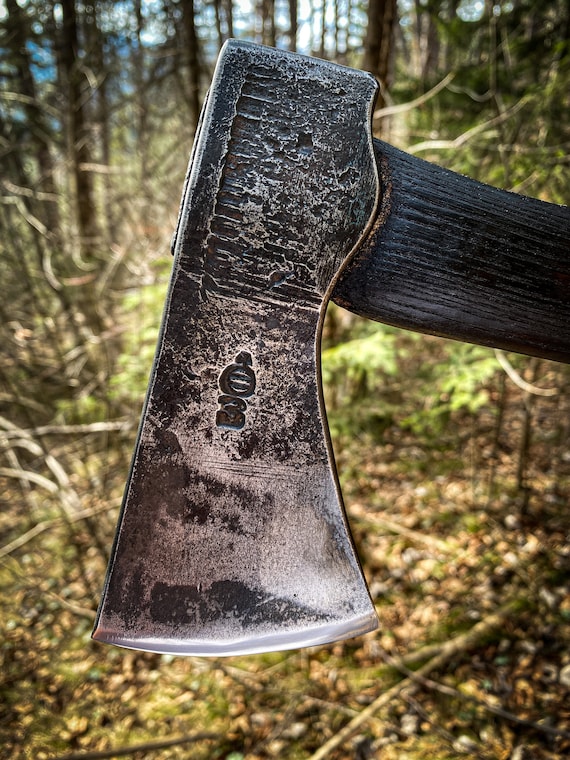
[93,41,380,656]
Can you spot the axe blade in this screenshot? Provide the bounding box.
[92,41,380,656]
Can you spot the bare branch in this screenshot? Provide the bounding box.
[78,162,123,174]
[1,420,132,438]
[308,601,520,760]
[1,178,59,202]
[1,194,50,236]
[0,466,59,494]
[1,90,60,117]
[52,732,220,760]
[0,415,85,513]
[408,97,529,154]
[373,72,455,120]
[0,502,118,559]
[378,648,570,740]
[351,503,453,553]
[495,349,558,396]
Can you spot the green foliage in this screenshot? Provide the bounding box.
[397,0,570,204]
[109,259,171,408]
[322,325,399,397]
[323,322,499,442]
[55,394,110,426]
[322,322,401,439]
[400,343,498,438]
[2,3,569,759]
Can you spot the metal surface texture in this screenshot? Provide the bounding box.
[93,41,380,655]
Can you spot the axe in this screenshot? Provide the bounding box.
[93,41,569,656]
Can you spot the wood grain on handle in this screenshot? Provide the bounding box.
[333,140,570,363]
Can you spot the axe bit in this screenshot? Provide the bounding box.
[93,41,569,657]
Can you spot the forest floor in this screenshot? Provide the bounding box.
[1,328,570,760]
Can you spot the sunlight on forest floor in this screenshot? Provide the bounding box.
[2,1,569,757]
[2,321,569,760]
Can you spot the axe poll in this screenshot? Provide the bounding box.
[93,40,569,656]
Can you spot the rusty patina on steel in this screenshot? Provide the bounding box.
[93,41,380,655]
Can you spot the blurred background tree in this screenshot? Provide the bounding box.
[1,2,568,758]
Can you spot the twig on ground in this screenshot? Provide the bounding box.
[380,647,570,741]
[400,640,451,668]
[402,694,488,760]
[45,589,97,620]
[350,502,453,552]
[52,732,220,760]
[307,600,519,760]
[0,502,118,559]
[361,512,453,553]
[1,419,132,438]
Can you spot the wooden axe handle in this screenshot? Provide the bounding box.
[333,140,570,364]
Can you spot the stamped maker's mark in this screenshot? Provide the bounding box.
[216,351,256,430]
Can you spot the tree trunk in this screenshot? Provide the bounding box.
[134,0,150,186]
[289,0,298,51]
[5,0,60,238]
[320,0,327,57]
[362,0,397,106]
[345,0,354,59]
[333,0,343,60]
[443,0,459,71]
[59,0,101,261]
[214,0,234,45]
[260,0,276,47]
[422,7,440,83]
[88,2,115,244]
[226,0,234,38]
[213,0,223,48]
[182,0,201,131]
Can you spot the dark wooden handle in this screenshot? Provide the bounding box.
[333,139,570,364]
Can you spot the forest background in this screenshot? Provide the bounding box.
[1,0,569,758]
